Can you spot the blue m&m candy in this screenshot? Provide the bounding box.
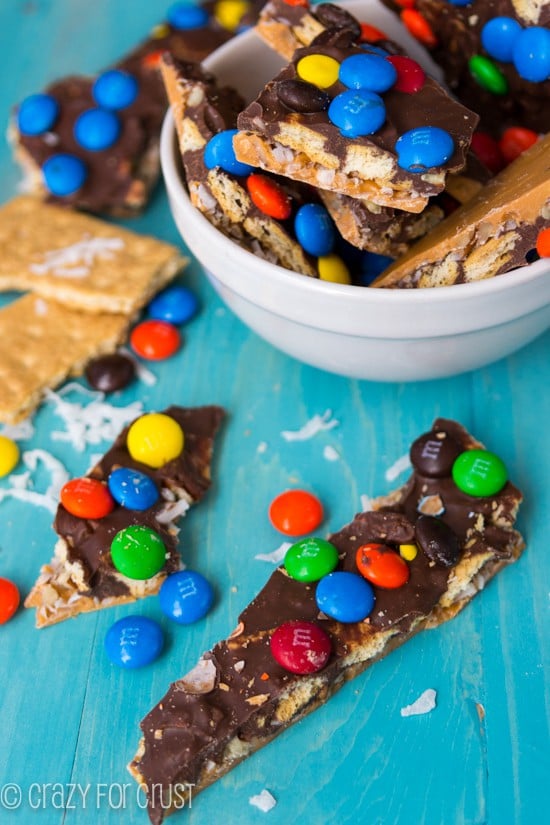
[167,2,210,30]
[148,284,199,324]
[93,69,139,110]
[204,129,255,176]
[316,571,375,623]
[159,570,214,624]
[42,154,87,196]
[481,17,522,63]
[294,203,335,256]
[513,27,550,83]
[358,251,394,286]
[446,0,471,5]
[339,53,397,92]
[108,467,159,511]
[105,615,164,669]
[328,89,386,137]
[17,93,59,136]
[396,126,454,172]
[74,108,121,151]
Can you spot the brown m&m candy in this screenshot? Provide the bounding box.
[85,352,136,392]
[415,515,460,567]
[410,429,462,477]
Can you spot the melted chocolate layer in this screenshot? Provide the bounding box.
[133,418,523,824]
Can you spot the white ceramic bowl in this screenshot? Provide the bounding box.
[160,0,550,381]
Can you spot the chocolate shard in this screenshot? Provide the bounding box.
[129,418,524,823]
[24,405,224,627]
[10,2,267,216]
[380,0,550,136]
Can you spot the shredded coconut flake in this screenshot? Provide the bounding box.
[156,498,190,524]
[400,688,437,717]
[281,410,339,442]
[360,494,373,512]
[257,441,268,454]
[249,790,277,813]
[323,445,340,461]
[29,235,124,278]
[0,419,34,440]
[385,453,411,482]
[255,542,291,564]
[45,383,142,451]
[33,297,49,316]
[0,449,69,513]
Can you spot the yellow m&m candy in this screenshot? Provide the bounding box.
[296,54,340,89]
[214,0,250,31]
[317,254,351,284]
[127,413,184,469]
[0,435,20,477]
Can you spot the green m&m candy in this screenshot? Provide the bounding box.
[111,525,166,580]
[284,537,339,583]
[452,449,508,497]
[468,55,508,95]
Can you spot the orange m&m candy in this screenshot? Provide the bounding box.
[246,174,292,220]
[130,320,181,360]
[0,577,20,624]
[401,9,437,48]
[60,478,115,520]
[269,489,324,536]
[359,22,388,43]
[355,543,410,589]
[536,228,550,258]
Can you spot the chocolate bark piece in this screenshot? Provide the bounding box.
[319,189,444,256]
[25,405,224,627]
[380,0,550,136]
[372,131,550,288]
[161,54,320,276]
[129,419,524,823]
[234,24,479,213]
[10,3,266,216]
[257,0,363,60]
[255,2,492,254]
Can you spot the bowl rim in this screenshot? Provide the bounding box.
[161,108,550,309]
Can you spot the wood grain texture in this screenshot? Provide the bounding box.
[0,2,549,824]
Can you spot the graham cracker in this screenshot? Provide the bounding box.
[0,293,130,424]
[0,196,186,314]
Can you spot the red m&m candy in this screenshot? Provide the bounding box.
[130,320,181,360]
[270,620,331,674]
[499,127,538,164]
[356,543,410,589]
[60,478,115,519]
[470,131,505,174]
[387,55,426,93]
[0,577,20,624]
[268,489,324,536]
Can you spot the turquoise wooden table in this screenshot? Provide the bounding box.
[0,2,548,824]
